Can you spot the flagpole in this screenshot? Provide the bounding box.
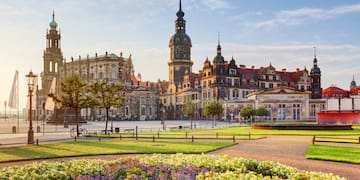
[17,71,19,133]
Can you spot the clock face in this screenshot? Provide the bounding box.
[175,46,188,59]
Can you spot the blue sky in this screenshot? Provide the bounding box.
[1,0,360,109]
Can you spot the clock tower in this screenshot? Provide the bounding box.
[168,0,193,90]
[310,47,322,99]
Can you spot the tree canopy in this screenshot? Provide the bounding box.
[240,107,256,119]
[89,80,125,134]
[182,101,196,129]
[56,73,92,136]
[204,101,224,128]
[256,107,269,117]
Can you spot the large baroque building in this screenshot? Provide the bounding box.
[37,12,160,122]
[39,1,326,122]
[161,0,324,121]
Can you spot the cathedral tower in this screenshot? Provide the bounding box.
[168,0,193,90]
[310,47,322,99]
[42,11,63,93]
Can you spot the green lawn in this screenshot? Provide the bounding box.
[315,136,359,143]
[0,140,234,163]
[209,126,360,136]
[89,125,360,138]
[306,145,360,164]
[90,131,265,140]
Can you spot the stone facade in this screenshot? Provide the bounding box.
[38,12,160,122]
[161,1,323,120]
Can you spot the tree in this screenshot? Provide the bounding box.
[89,80,125,134]
[182,101,196,129]
[204,101,224,128]
[51,73,92,137]
[240,107,256,123]
[256,107,269,120]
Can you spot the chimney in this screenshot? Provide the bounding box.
[251,65,255,69]
[105,51,108,57]
[95,53,98,59]
[240,65,246,69]
[282,68,286,72]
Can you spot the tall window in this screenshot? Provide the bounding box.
[277,104,286,120]
[292,104,300,120]
[111,71,117,80]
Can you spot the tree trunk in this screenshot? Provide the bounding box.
[105,108,109,135]
[75,108,79,137]
[190,116,193,129]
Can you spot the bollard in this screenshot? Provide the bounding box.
[233,136,235,143]
[36,139,39,145]
[185,132,188,139]
[248,132,251,140]
[74,136,77,142]
[120,134,122,140]
[312,136,315,145]
[192,136,194,143]
[216,132,218,139]
[12,126,16,133]
[157,131,160,138]
[153,135,155,142]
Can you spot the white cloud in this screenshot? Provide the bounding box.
[202,0,232,10]
[0,3,40,17]
[253,3,360,28]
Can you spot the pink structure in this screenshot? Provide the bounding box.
[317,112,360,124]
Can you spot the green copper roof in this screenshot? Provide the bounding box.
[49,11,57,29]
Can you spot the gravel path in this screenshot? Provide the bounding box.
[209,136,360,180]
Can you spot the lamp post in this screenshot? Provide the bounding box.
[26,70,37,144]
[162,107,166,130]
[4,101,6,121]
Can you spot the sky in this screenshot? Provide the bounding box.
[1,0,360,110]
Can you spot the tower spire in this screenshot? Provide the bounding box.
[49,10,58,29]
[313,46,317,58]
[217,32,221,55]
[179,0,182,11]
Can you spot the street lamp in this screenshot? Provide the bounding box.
[26,70,37,144]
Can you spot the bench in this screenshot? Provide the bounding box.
[123,128,134,132]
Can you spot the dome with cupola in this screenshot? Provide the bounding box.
[49,11,57,29]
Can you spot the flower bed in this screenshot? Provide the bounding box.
[0,154,345,180]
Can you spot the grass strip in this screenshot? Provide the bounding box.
[90,133,265,140]
[208,126,360,136]
[0,140,235,163]
[306,144,360,164]
[315,136,359,143]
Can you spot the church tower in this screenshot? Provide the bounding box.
[42,11,63,94]
[350,76,357,92]
[310,47,322,99]
[168,0,193,90]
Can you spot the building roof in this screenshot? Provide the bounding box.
[350,86,360,95]
[322,86,349,98]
